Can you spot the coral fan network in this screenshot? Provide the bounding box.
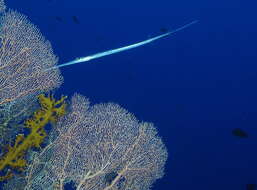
[0,0,200,188]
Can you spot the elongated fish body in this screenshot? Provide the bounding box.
[46,20,198,71]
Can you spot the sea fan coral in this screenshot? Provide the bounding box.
[0,94,67,181]
[0,6,63,145]
[24,94,167,190]
[0,10,63,106]
[0,94,38,147]
[0,0,5,13]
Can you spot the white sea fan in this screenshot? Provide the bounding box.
[24,94,168,190]
[0,10,63,106]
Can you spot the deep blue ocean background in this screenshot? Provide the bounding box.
[5,0,257,189]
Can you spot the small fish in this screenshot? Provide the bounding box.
[55,16,63,22]
[72,16,80,24]
[232,128,248,138]
[247,184,257,190]
[160,27,169,33]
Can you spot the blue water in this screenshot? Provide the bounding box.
[6,0,257,189]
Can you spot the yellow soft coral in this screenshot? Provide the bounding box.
[0,94,67,179]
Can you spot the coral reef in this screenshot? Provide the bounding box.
[0,1,168,189]
[0,0,63,150]
[23,94,167,190]
[0,94,38,147]
[0,10,63,106]
[0,0,5,13]
[0,94,67,180]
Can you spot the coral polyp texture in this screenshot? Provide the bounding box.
[23,94,168,190]
[0,10,63,106]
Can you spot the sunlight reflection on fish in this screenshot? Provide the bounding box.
[45,20,198,71]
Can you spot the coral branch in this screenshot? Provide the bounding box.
[0,94,67,180]
[24,94,167,190]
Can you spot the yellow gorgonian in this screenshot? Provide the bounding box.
[0,94,67,180]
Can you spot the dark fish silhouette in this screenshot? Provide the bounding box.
[160,27,169,33]
[247,184,257,190]
[72,16,80,24]
[232,128,248,138]
[55,16,63,22]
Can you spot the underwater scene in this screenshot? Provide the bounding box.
[0,0,257,189]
